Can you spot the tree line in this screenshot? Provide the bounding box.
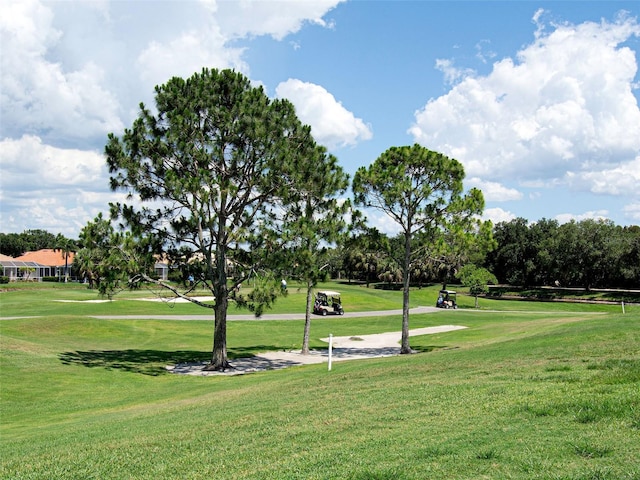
[485,217,640,290]
[4,217,637,293]
[0,230,77,259]
[331,217,640,292]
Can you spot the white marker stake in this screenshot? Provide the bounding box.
[622,301,625,314]
[328,334,333,371]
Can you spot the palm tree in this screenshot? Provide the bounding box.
[54,235,77,282]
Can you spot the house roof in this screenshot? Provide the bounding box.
[0,253,45,269]
[14,249,75,267]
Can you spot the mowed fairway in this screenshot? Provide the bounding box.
[1,283,638,479]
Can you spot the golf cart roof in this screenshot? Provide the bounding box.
[439,289,456,294]
[317,290,341,297]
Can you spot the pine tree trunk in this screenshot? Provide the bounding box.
[301,282,313,355]
[205,296,230,371]
[400,230,412,354]
[205,237,231,371]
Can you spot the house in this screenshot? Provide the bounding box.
[0,253,48,281]
[14,249,76,281]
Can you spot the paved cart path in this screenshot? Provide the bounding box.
[90,305,441,321]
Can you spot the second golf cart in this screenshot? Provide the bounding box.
[313,290,344,315]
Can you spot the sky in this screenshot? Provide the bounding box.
[1,0,640,239]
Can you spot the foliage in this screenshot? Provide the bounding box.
[54,234,77,282]
[428,216,496,288]
[486,218,640,289]
[353,144,484,353]
[0,233,26,257]
[341,227,389,286]
[456,264,498,307]
[104,68,336,370]
[74,213,152,295]
[0,229,76,257]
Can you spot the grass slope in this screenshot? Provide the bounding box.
[1,283,638,479]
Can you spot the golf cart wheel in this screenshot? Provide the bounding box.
[322,309,327,316]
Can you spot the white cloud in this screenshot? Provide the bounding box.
[276,79,373,150]
[554,210,610,224]
[435,59,475,85]
[136,30,248,91]
[0,0,123,143]
[362,210,401,237]
[565,156,640,196]
[136,0,343,93]
[467,178,523,202]
[475,39,497,64]
[0,197,98,238]
[0,185,129,238]
[482,207,516,225]
[211,0,343,41]
[0,135,116,236]
[623,203,640,221]
[409,12,640,193]
[1,0,345,144]
[0,135,106,189]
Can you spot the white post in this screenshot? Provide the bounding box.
[622,301,625,314]
[328,334,333,371]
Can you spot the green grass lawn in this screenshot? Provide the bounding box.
[1,282,638,479]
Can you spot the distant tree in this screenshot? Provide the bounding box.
[554,219,617,290]
[105,68,335,371]
[75,213,127,290]
[353,144,484,354]
[619,225,640,288]
[486,218,640,289]
[54,234,77,282]
[427,216,495,289]
[526,218,559,286]
[342,227,389,286]
[485,218,535,285]
[0,233,26,257]
[21,229,58,252]
[378,259,402,288]
[456,264,497,308]
[0,230,75,256]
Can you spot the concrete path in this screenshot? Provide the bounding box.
[91,305,442,321]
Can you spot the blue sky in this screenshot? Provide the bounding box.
[1,0,639,238]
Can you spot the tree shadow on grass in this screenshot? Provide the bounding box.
[59,349,209,376]
[58,346,285,376]
[411,345,452,354]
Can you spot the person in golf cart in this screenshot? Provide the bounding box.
[313,290,344,315]
[436,289,457,309]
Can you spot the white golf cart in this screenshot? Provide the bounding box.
[436,289,457,309]
[313,290,344,315]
